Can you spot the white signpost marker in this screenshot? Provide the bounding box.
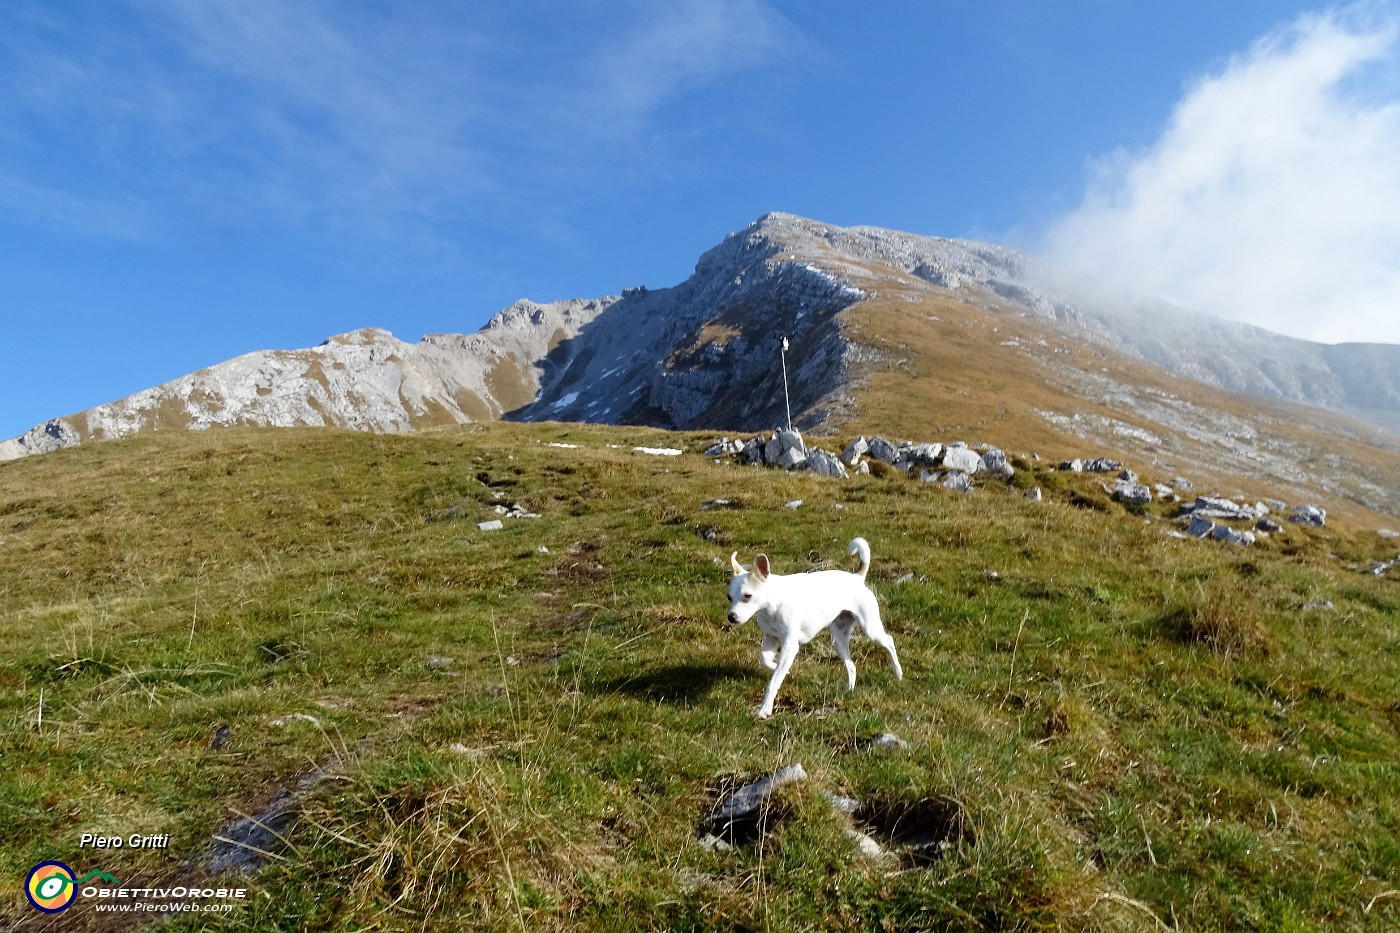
[780,336,792,432]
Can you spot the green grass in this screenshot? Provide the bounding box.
[1,423,1397,931]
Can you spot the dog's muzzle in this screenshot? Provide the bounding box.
[727,611,742,625]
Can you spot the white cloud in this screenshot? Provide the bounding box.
[1043,8,1400,345]
[591,0,804,120]
[0,1,808,242]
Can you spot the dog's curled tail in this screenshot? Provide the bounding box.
[848,537,871,580]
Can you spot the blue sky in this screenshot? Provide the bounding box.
[4,1,1399,439]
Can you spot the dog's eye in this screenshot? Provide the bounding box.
[742,594,751,602]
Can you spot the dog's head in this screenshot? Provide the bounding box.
[727,551,770,625]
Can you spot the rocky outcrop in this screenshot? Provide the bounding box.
[0,419,81,459]
[0,305,613,459]
[509,218,867,431]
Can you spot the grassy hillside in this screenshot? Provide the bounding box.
[831,271,1400,524]
[2,424,1397,931]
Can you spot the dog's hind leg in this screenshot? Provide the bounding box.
[831,614,858,690]
[859,604,903,681]
[760,633,779,671]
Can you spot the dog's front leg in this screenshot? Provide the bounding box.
[757,639,800,719]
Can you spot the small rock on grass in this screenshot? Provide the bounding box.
[700,764,808,837]
[846,829,884,858]
[698,834,732,852]
[858,732,909,751]
[270,713,321,728]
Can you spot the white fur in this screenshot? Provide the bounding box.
[727,537,903,719]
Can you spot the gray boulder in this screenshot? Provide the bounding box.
[1185,516,1215,538]
[1025,487,1043,502]
[777,447,807,470]
[1113,481,1152,507]
[986,461,1015,480]
[940,471,974,492]
[703,437,745,458]
[1288,504,1327,526]
[740,437,765,464]
[805,448,848,478]
[1060,459,1084,472]
[1084,457,1123,473]
[867,436,900,465]
[980,449,1014,480]
[839,436,869,466]
[1210,525,1256,546]
[941,447,982,474]
[902,443,943,468]
[1256,517,1283,534]
[1188,496,1258,521]
[777,429,806,456]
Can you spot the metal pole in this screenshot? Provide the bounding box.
[780,336,792,432]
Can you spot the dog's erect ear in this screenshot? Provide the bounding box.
[730,551,744,576]
[753,553,770,582]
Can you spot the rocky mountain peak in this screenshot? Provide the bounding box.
[320,327,402,348]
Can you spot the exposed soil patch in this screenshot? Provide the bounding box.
[854,795,972,866]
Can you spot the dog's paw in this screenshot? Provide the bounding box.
[756,707,773,720]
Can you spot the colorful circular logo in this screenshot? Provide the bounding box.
[26,861,77,913]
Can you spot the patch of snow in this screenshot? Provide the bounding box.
[633,446,684,456]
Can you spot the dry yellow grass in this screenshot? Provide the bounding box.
[827,277,1400,525]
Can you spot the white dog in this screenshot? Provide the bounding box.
[727,537,903,719]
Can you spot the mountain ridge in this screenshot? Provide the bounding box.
[4,211,1398,517]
